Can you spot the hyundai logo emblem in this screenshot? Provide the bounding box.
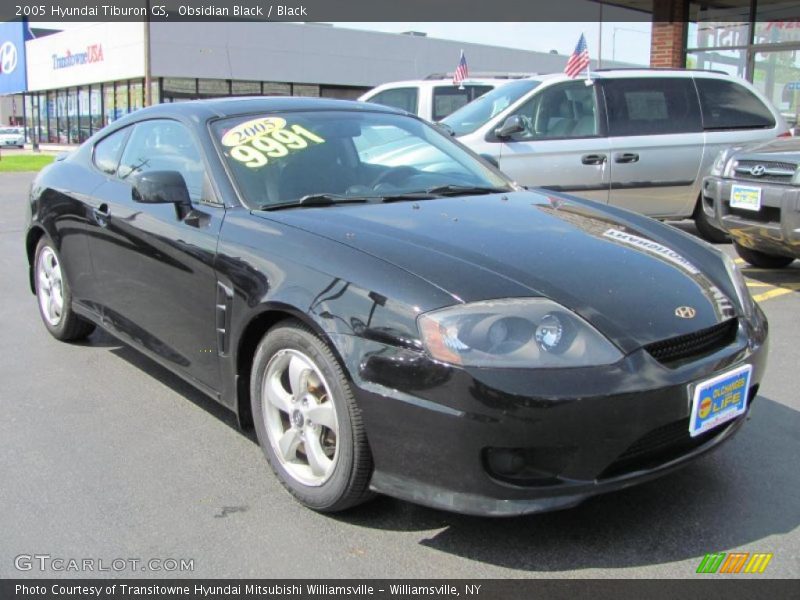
[675,306,697,319]
[749,164,766,177]
[0,41,18,75]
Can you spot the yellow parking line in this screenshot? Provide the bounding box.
[753,288,795,303]
[746,282,771,288]
[734,258,746,265]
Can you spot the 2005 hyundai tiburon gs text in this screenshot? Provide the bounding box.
[25,98,767,516]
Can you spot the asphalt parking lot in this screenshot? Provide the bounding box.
[1,171,798,579]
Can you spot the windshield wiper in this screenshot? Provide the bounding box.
[260,194,370,211]
[423,185,509,196]
[378,192,440,203]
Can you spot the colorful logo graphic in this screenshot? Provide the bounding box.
[696,552,773,574]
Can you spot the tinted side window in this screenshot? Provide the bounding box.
[366,88,419,114]
[118,120,205,202]
[602,78,702,136]
[432,85,493,121]
[509,81,600,140]
[695,78,776,130]
[93,128,129,175]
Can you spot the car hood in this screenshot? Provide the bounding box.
[257,191,737,352]
[732,137,800,162]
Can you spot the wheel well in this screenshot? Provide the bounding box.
[235,308,344,430]
[25,226,46,294]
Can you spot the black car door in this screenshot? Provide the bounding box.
[87,119,224,393]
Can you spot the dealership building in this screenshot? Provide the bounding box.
[0,20,629,145]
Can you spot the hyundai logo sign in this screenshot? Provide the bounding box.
[0,20,29,93]
[0,41,17,75]
[749,165,766,177]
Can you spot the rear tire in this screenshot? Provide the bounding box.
[250,320,374,512]
[34,238,95,341]
[734,243,795,269]
[694,201,728,243]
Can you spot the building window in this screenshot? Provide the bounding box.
[752,49,800,126]
[78,87,91,142]
[292,84,320,97]
[90,85,102,134]
[232,80,261,95]
[103,83,115,126]
[23,94,33,144]
[163,78,197,95]
[40,93,51,144]
[56,90,68,144]
[115,81,129,119]
[198,79,230,96]
[686,47,748,78]
[262,82,291,96]
[129,81,143,112]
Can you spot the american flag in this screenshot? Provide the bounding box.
[453,50,469,86]
[564,33,590,78]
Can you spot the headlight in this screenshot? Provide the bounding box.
[710,147,741,178]
[418,298,623,368]
[710,149,730,177]
[722,253,754,320]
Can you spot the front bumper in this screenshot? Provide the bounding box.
[702,175,800,258]
[332,310,768,516]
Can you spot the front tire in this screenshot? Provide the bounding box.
[250,320,374,512]
[734,243,795,269]
[694,200,728,243]
[34,238,95,341]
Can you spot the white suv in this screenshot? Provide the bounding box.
[441,69,789,242]
[359,76,524,123]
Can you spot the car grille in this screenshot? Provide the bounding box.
[599,386,757,479]
[725,203,781,224]
[733,159,797,183]
[643,319,738,367]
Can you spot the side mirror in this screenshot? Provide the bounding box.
[131,170,191,207]
[494,115,525,139]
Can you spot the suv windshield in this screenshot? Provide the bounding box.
[442,79,541,136]
[213,110,511,209]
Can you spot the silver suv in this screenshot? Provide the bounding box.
[702,138,800,268]
[441,69,788,242]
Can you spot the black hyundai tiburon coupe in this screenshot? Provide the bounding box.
[25,98,767,516]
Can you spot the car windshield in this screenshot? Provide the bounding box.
[441,79,541,136]
[213,110,512,209]
[0,128,20,135]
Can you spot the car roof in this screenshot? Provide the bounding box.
[530,68,741,83]
[110,96,407,123]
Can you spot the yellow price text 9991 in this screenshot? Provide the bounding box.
[229,125,325,168]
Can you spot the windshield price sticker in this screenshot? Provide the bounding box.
[222,117,325,168]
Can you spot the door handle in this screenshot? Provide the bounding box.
[615,152,639,164]
[581,154,607,165]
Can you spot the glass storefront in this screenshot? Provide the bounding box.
[23,77,367,144]
[687,0,800,127]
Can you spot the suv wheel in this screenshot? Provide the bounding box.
[734,243,795,269]
[693,202,728,243]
